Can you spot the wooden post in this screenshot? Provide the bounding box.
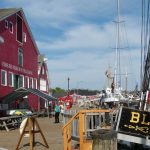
[16,117,49,150]
[79,113,84,150]
[91,129,117,150]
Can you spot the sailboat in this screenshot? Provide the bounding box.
[101,0,128,104]
[102,67,127,103]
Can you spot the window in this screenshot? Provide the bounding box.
[25,76,29,88]
[1,70,7,86]
[40,79,46,91]
[5,20,8,28]
[18,75,24,88]
[9,72,14,87]
[18,48,23,66]
[31,78,33,88]
[13,74,24,89]
[16,15,23,43]
[29,78,33,88]
[9,22,13,33]
[27,77,29,88]
[34,78,37,89]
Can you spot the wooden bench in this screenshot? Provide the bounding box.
[0,116,23,131]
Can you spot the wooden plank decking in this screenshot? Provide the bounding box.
[0,117,63,150]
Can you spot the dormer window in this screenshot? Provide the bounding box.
[9,22,13,33]
[5,20,8,28]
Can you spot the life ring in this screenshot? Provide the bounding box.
[20,118,29,137]
[19,118,37,137]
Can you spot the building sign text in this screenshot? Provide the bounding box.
[1,61,33,75]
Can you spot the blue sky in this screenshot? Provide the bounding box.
[1,0,141,90]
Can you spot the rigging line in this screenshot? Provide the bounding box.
[116,0,121,88]
[141,0,144,90]
[149,2,150,38]
[122,22,136,86]
[143,0,145,61]
[147,0,150,46]
[143,0,146,62]
[144,0,150,57]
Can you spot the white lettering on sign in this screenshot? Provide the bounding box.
[1,61,33,75]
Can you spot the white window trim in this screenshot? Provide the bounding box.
[26,76,29,88]
[30,77,33,88]
[1,70,7,86]
[8,72,14,87]
[5,20,8,28]
[23,32,26,42]
[20,75,24,87]
[27,77,29,88]
[25,76,27,88]
[9,22,13,34]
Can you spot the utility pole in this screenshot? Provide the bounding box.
[67,77,70,96]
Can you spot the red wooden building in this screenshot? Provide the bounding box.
[38,54,51,109]
[0,8,52,112]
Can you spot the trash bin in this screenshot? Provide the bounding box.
[90,129,117,150]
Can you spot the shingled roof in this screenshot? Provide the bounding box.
[0,8,21,20]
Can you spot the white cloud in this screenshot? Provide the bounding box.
[37,23,114,51]
[48,48,140,90]
[37,17,141,53]
[35,15,141,90]
[3,0,140,28]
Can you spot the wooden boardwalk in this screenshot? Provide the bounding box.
[0,117,63,150]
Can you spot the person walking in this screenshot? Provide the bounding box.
[54,103,60,123]
[60,102,64,117]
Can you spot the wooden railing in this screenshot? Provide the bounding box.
[63,109,115,150]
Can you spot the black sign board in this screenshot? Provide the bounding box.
[117,107,150,136]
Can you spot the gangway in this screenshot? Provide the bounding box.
[63,109,116,150]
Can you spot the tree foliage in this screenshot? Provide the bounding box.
[51,87,67,97]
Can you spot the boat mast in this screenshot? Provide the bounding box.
[115,0,121,90]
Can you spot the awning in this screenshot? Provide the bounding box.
[1,87,57,104]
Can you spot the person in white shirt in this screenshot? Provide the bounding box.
[60,103,64,118]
